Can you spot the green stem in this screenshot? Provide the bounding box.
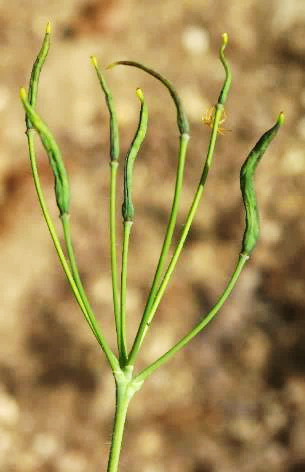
[107,367,143,472]
[110,161,121,353]
[107,381,131,472]
[134,253,249,383]
[60,213,111,346]
[137,132,189,341]
[90,57,122,357]
[120,221,133,363]
[26,130,119,372]
[128,105,224,365]
[22,23,119,370]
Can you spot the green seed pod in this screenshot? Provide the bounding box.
[91,56,120,162]
[240,112,285,255]
[122,88,148,222]
[107,60,189,136]
[26,22,51,130]
[20,88,70,217]
[218,33,232,106]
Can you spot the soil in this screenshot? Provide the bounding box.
[0,1,304,471]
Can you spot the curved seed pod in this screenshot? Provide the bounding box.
[122,88,148,222]
[217,32,232,106]
[240,112,285,255]
[107,60,189,136]
[20,88,70,217]
[26,22,51,129]
[91,56,120,162]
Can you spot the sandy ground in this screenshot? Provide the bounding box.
[0,0,304,471]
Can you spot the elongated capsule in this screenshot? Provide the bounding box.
[122,88,148,222]
[240,112,285,255]
[217,32,232,106]
[20,88,70,216]
[26,22,51,129]
[107,60,189,136]
[90,56,120,162]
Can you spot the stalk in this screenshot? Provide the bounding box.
[127,33,232,365]
[106,61,190,349]
[25,129,118,371]
[91,56,121,355]
[134,253,249,383]
[127,104,227,365]
[60,213,112,356]
[107,367,143,472]
[21,23,119,372]
[134,110,285,382]
[119,221,133,362]
[110,161,121,351]
[138,132,189,338]
[107,383,131,472]
[119,87,148,365]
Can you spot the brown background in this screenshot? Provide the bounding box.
[0,0,304,471]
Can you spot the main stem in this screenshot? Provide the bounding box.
[107,368,143,472]
[107,382,131,472]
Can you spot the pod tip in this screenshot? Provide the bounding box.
[136,87,144,102]
[46,21,51,34]
[90,55,98,68]
[222,32,229,45]
[278,111,285,126]
[19,87,27,100]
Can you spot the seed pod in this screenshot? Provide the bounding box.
[218,32,232,106]
[91,56,120,162]
[107,60,189,136]
[26,22,51,129]
[240,112,285,255]
[20,88,70,217]
[122,88,148,222]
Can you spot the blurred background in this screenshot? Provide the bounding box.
[0,0,304,471]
